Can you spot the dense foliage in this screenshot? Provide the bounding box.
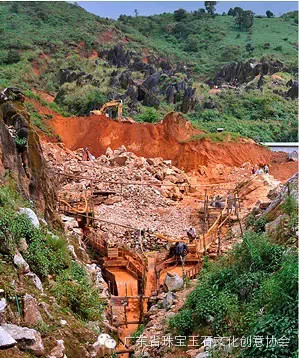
[188,81,298,142]
[169,194,298,357]
[0,183,104,321]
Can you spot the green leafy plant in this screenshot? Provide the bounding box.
[169,231,297,357]
[52,262,104,321]
[14,135,27,149]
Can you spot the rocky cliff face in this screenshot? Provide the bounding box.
[55,44,197,115]
[0,90,57,222]
[208,58,284,86]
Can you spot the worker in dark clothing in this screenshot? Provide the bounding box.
[175,242,189,260]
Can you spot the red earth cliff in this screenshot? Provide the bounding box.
[28,99,297,182]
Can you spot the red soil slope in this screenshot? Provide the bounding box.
[28,98,297,181]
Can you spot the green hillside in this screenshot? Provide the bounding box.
[0,2,297,142]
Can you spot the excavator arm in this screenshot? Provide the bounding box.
[94,100,123,122]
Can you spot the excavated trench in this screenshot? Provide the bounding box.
[97,243,202,357]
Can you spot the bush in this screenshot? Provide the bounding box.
[174,8,187,21]
[5,50,21,64]
[136,107,161,123]
[263,42,271,49]
[55,85,107,116]
[52,262,104,321]
[274,45,283,51]
[169,230,297,356]
[130,324,145,344]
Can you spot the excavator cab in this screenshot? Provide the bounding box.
[90,100,123,122]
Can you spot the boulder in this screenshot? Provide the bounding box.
[107,45,131,67]
[19,208,39,228]
[265,214,288,239]
[25,272,44,292]
[196,353,209,358]
[60,215,79,231]
[104,196,122,205]
[142,72,161,90]
[18,238,28,252]
[67,244,77,259]
[209,59,283,86]
[0,298,7,314]
[23,294,43,326]
[147,157,163,167]
[110,155,128,167]
[105,147,114,158]
[285,80,298,99]
[0,298,7,324]
[0,326,17,348]
[113,145,127,155]
[164,273,184,292]
[13,252,30,274]
[163,292,176,309]
[1,324,45,356]
[47,339,66,358]
[288,150,298,161]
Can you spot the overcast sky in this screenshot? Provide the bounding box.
[77,1,298,19]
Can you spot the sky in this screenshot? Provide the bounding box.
[77,1,298,19]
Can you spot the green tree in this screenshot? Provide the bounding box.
[174,8,187,21]
[134,9,139,17]
[266,10,274,18]
[174,22,189,38]
[234,8,244,28]
[235,9,254,30]
[242,10,254,29]
[10,3,19,13]
[228,8,235,16]
[185,34,200,52]
[5,49,21,64]
[245,43,255,55]
[204,1,217,16]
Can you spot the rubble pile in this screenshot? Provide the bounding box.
[236,173,282,217]
[42,143,199,243]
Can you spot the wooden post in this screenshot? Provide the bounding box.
[202,189,208,255]
[217,215,222,256]
[235,192,243,236]
[180,255,186,288]
[124,300,128,328]
[90,179,95,227]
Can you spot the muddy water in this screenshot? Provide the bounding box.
[108,268,139,358]
[108,259,197,357]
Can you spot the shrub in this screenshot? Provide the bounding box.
[136,107,161,123]
[263,42,271,49]
[130,324,145,344]
[274,45,283,51]
[282,195,297,216]
[174,8,187,21]
[52,262,104,321]
[5,50,21,64]
[169,230,297,357]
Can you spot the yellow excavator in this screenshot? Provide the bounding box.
[90,100,123,122]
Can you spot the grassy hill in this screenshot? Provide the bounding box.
[118,10,297,75]
[0,2,297,142]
